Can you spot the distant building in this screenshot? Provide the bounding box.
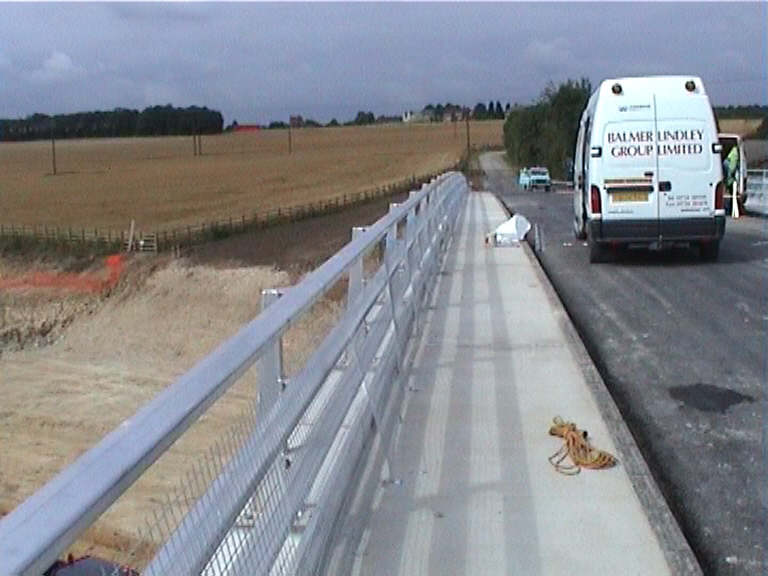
[402,110,434,124]
[442,105,464,122]
[290,115,305,128]
[232,124,261,133]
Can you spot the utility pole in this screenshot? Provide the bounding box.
[288,124,292,155]
[465,113,471,158]
[193,120,203,157]
[50,120,57,176]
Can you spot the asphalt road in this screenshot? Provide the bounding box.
[479,151,767,576]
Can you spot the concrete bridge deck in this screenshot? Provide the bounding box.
[335,190,700,576]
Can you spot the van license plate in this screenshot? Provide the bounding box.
[611,192,648,203]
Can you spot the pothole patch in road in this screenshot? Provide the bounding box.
[669,383,754,414]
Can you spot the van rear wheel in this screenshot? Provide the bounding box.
[588,237,608,263]
[700,240,720,262]
[575,206,588,240]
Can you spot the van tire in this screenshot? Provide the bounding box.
[700,240,720,262]
[575,205,588,240]
[575,220,587,240]
[588,237,609,263]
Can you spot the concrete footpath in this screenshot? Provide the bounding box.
[346,191,701,575]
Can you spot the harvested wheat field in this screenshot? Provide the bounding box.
[718,118,762,138]
[0,121,502,231]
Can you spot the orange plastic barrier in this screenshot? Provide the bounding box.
[0,255,124,294]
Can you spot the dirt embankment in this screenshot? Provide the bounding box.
[0,194,404,564]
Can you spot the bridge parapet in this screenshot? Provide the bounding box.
[0,173,468,576]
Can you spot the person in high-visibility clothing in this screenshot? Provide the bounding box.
[723,146,740,215]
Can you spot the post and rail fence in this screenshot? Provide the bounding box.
[0,169,458,256]
[0,171,469,576]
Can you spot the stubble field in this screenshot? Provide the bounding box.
[0,121,502,231]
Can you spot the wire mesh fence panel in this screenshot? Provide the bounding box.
[0,172,467,576]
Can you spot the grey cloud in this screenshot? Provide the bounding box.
[0,2,764,124]
[28,51,87,83]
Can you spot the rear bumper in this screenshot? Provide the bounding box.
[588,216,726,245]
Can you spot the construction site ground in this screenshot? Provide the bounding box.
[0,194,405,564]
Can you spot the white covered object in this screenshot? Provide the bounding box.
[487,214,531,246]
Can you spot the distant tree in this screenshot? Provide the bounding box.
[327,118,340,127]
[268,121,288,129]
[352,111,375,125]
[713,104,767,120]
[472,102,488,120]
[504,78,592,178]
[0,105,222,141]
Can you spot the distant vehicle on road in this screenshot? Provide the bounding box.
[519,167,551,191]
[573,75,725,263]
[529,167,552,191]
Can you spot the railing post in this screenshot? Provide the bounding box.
[258,289,284,420]
[384,207,404,368]
[347,227,366,309]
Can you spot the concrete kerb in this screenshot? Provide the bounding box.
[505,204,704,576]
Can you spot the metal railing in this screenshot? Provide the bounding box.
[0,172,468,576]
[745,169,768,215]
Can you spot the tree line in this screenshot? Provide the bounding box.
[503,79,592,179]
[713,105,767,120]
[0,105,224,142]
[232,101,510,131]
[0,97,511,142]
[502,81,768,179]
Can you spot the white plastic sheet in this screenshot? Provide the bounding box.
[486,214,531,246]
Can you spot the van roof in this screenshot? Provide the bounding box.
[598,75,707,97]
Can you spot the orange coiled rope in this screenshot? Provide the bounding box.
[548,416,618,475]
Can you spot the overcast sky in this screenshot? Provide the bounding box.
[0,2,765,125]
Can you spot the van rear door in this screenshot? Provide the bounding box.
[600,100,659,239]
[655,95,715,224]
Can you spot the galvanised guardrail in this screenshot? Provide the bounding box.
[0,172,468,576]
[745,169,768,215]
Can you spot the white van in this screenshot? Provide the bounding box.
[573,76,726,262]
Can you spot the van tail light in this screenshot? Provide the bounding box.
[715,181,725,210]
[590,185,602,214]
